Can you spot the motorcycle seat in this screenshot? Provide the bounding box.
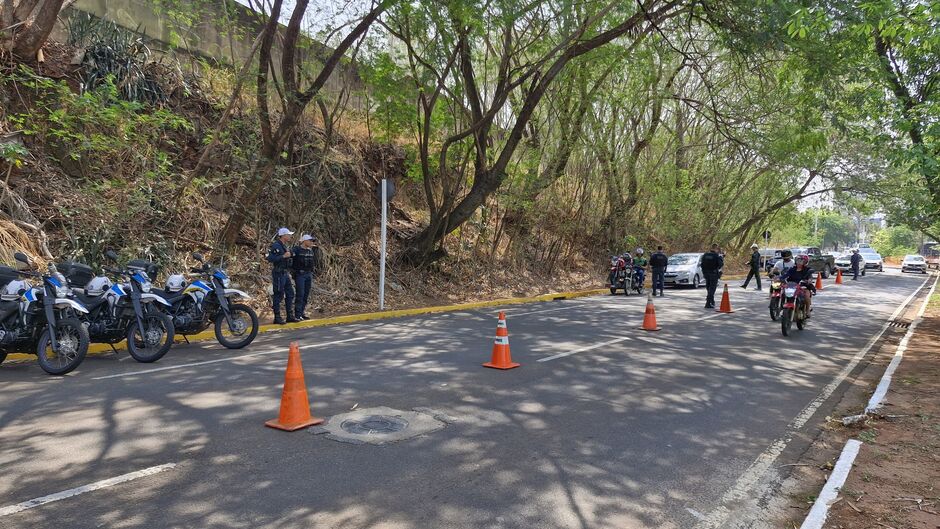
[73,291,109,310]
[0,300,18,320]
[151,289,184,304]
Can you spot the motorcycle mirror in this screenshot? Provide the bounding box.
[13,252,29,263]
[192,252,204,262]
[104,250,119,261]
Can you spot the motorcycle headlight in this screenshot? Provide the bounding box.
[784,287,796,296]
[55,285,69,298]
[222,277,231,288]
[140,280,152,293]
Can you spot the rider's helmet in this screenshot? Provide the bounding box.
[165,274,186,293]
[635,248,644,255]
[751,243,759,249]
[781,249,793,260]
[797,254,809,265]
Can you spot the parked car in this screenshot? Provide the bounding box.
[901,254,928,274]
[664,253,704,288]
[791,247,835,278]
[860,249,884,271]
[834,252,867,276]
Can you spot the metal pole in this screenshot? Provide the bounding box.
[379,178,387,311]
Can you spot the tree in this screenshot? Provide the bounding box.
[218,0,389,246]
[1,0,73,59]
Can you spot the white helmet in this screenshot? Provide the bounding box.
[635,248,644,255]
[751,243,759,249]
[165,274,186,293]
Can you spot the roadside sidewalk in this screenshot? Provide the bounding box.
[822,303,940,528]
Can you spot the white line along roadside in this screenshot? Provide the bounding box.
[537,336,632,362]
[865,274,939,414]
[0,463,177,517]
[800,440,863,529]
[693,274,932,529]
[92,336,367,380]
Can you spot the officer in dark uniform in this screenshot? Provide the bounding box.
[267,227,297,324]
[292,234,322,320]
[700,244,724,309]
[649,246,668,297]
[740,243,762,291]
[850,249,862,280]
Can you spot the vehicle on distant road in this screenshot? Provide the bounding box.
[791,247,835,278]
[834,252,866,276]
[664,253,704,288]
[859,249,884,272]
[901,255,928,274]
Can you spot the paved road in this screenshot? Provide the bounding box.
[0,270,931,529]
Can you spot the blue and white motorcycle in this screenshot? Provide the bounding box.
[0,252,90,375]
[61,250,175,363]
[154,252,258,349]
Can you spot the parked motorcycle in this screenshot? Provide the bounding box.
[154,253,258,349]
[768,276,783,321]
[0,252,90,375]
[62,251,175,363]
[608,255,636,296]
[780,281,809,336]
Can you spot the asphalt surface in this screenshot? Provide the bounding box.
[0,269,931,529]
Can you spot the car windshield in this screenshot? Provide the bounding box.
[861,251,880,258]
[668,255,697,265]
[790,248,806,255]
[906,255,924,262]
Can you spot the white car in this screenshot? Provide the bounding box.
[834,252,866,276]
[860,250,884,271]
[664,253,704,288]
[901,254,928,274]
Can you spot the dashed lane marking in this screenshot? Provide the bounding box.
[537,336,632,362]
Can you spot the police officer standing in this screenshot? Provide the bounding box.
[292,234,322,320]
[740,243,762,291]
[850,248,862,280]
[701,244,724,309]
[649,246,668,297]
[267,227,297,324]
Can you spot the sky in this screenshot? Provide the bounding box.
[230,0,369,40]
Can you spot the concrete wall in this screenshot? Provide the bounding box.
[52,0,369,109]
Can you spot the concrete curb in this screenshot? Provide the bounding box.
[799,439,863,529]
[3,287,608,363]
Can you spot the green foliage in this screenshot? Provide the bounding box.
[872,225,918,257]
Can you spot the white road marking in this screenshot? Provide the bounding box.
[506,304,585,317]
[537,336,631,362]
[687,507,707,521]
[0,463,176,517]
[699,307,748,321]
[866,274,938,413]
[92,337,367,380]
[799,440,863,529]
[694,274,931,529]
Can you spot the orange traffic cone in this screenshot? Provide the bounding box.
[483,311,520,370]
[815,272,823,291]
[716,283,735,313]
[265,342,324,431]
[835,268,843,285]
[640,293,661,331]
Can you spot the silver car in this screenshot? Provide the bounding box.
[664,253,704,288]
[834,252,866,276]
[860,250,884,271]
[901,254,928,274]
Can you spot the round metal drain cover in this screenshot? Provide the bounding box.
[340,415,408,435]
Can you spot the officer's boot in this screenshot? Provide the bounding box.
[286,308,299,324]
[273,309,286,325]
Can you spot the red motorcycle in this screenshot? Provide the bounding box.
[780,281,811,336]
[607,255,634,295]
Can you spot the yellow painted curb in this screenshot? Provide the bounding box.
[3,287,608,364]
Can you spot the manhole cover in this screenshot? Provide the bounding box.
[341,415,408,435]
[311,406,454,445]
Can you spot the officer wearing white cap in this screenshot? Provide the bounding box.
[266,227,297,324]
[291,233,322,320]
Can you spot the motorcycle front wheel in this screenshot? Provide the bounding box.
[769,297,781,321]
[36,318,90,375]
[127,312,175,363]
[796,304,806,330]
[214,303,259,349]
[781,308,792,336]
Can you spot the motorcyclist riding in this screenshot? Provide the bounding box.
[782,255,815,316]
[770,249,795,278]
[633,248,647,288]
